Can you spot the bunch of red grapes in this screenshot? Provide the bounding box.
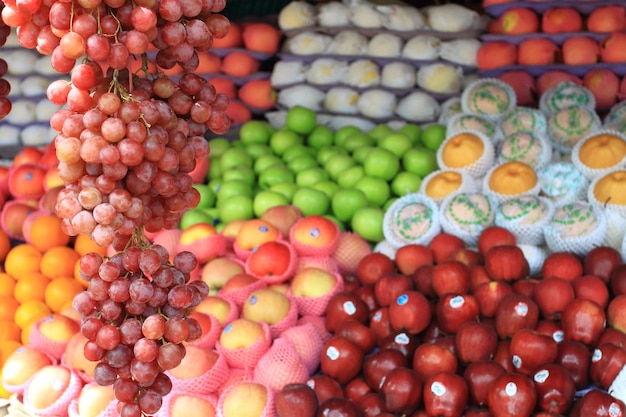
[0,3,11,119]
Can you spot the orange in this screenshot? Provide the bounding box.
[0,319,20,342]
[13,272,50,303]
[20,317,39,345]
[0,228,10,262]
[0,295,19,321]
[29,214,71,252]
[0,273,16,297]
[4,244,42,279]
[74,233,108,257]
[14,300,51,330]
[40,246,80,280]
[0,340,21,364]
[44,277,84,313]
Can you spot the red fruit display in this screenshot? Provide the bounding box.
[494,293,539,339]
[509,328,558,375]
[357,253,395,286]
[484,245,529,281]
[487,373,537,417]
[320,336,364,384]
[423,372,469,417]
[477,226,516,256]
[432,260,471,297]
[389,291,432,335]
[542,252,583,282]
[561,298,606,346]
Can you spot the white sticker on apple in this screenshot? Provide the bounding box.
[553,330,564,343]
[512,355,522,369]
[52,379,66,391]
[431,381,446,396]
[343,301,356,315]
[609,402,621,417]
[249,295,258,306]
[514,302,528,317]
[395,333,410,345]
[310,227,320,238]
[505,382,517,396]
[326,346,339,360]
[592,348,603,362]
[372,311,382,322]
[450,295,464,308]
[534,369,549,384]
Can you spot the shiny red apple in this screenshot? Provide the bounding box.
[363,348,407,391]
[494,293,540,340]
[584,246,622,284]
[509,328,558,375]
[389,290,432,335]
[423,372,469,417]
[532,363,576,414]
[276,383,319,417]
[432,260,471,297]
[541,252,583,282]
[334,319,377,354]
[561,298,605,346]
[455,320,498,364]
[429,233,465,264]
[572,275,609,310]
[569,389,626,417]
[380,367,423,414]
[464,360,507,406]
[317,397,362,417]
[374,273,413,307]
[532,277,574,320]
[357,253,395,286]
[472,281,513,319]
[320,336,364,384]
[487,372,536,417]
[556,340,591,390]
[477,226,516,256]
[395,244,434,275]
[412,342,458,382]
[413,264,436,299]
[325,291,370,332]
[589,342,626,390]
[307,374,344,404]
[436,293,480,334]
[484,245,529,282]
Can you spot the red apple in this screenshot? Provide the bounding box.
[357,253,395,286]
[535,319,563,343]
[478,226,517,256]
[484,245,529,282]
[517,38,560,66]
[320,336,364,384]
[436,293,480,335]
[494,293,540,340]
[429,233,465,264]
[413,264,436,299]
[494,340,514,374]
[317,397,362,417]
[469,265,492,292]
[488,7,539,35]
[587,6,626,33]
[344,377,371,404]
[356,392,386,417]
[584,68,621,109]
[601,32,626,63]
[612,264,626,296]
[343,274,361,294]
[487,372,537,417]
[532,363,576,415]
[462,406,495,417]
[334,319,376,355]
[374,273,413,307]
[608,294,626,335]
[561,298,606,346]
[389,291,432,335]
[598,327,626,349]
[562,37,600,66]
[275,383,319,417]
[448,248,483,268]
[509,328,558,375]
[395,244,433,275]
[379,331,420,363]
[569,389,626,417]
[589,342,626,390]
[532,277,574,320]
[412,342,458,382]
[498,70,537,107]
[324,291,370,333]
[477,42,518,70]
[473,281,513,319]
[464,360,507,406]
[556,340,591,390]
[380,367,423,414]
[512,278,540,299]
[541,252,583,282]
[370,307,392,344]
[434,335,458,357]
[542,7,582,33]
[423,372,469,417]
[306,374,344,405]
[432,260,471,297]
[572,275,609,309]
[455,320,499,364]
[363,348,407,391]
[355,285,378,317]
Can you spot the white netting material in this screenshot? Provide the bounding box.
[289,218,341,257]
[499,107,548,138]
[495,195,555,246]
[544,202,608,256]
[439,192,498,247]
[373,240,397,259]
[482,163,542,204]
[438,97,463,124]
[296,256,340,274]
[539,81,596,115]
[587,169,626,250]
[495,131,553,170]
[22,366,83,417]
[288,272,344,317]
[571,129,626,181]
[253,337,310,393]
[538,162,589,206]
[436,129,496,179]
[28,317,70,361]
[215,322,272,370]
[461,77,517,121]
[547,105,602,154]
[382,193,441,249]
[446,113,501,142]
[216,381,275,417]
[517,244,548,277]
[167,350,230,396]
[297,315,332,344]
[279,322,324,375]
[605,101,626,127]
[266,294,300,339]
[418,169,480,206]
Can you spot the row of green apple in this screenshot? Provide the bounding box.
[182,106,447,242]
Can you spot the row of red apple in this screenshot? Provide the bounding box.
[271,225,626,417]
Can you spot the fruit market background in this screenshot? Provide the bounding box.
[2,0,626,416]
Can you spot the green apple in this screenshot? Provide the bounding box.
[239,120,275,145]
[351,207,385,242]
[193,184,216,210]
[217,180,253,206]
[218,195,254,223]
[307,125,334,149]
[331,188,369,222]
[343,132,375,153]
[208,179,222,195]
[337,165,365,189]
[397,123,422,145]
[254,154,284,174]
[253,191,290,217]
[282,144,316,163]
[363,148,399,181]
[269,129,304,155]
[258,165,295,189]
[286,105,317,135]
[334,125,362,147]
[324,154,356,181]
[368,124,394,142]
[207,157,222,180]
[222,167,256,186]
[317,145,348,166]
[391,171,422,196]
[324,214,346,232]
[179,208,214,230]
[354,176,390,207]
[402,148,438,178]
[220,147,253,171]
[352,146,375,164]
[245,144,273,160]
[296,167,330,187]
[383,197,398,211]
[313,181,340,199]
[421,123,447,151]
[269,182,298,201]
[202,207,220,220]
[287,156,318,173]
[230,140,245,148]
[208,138,230,158]
[379,132,412,158]
[292,187,330,216]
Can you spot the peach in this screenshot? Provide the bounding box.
[517,38,559,66]
[177,223,227,263]
[196,295,238,326]
[8,163,46,200]
[601,32,626,63]
[536,70,582,96]
[201,257,245,294]
[488,7,539,35]
[587,6,626,33]
[477,42,517,70]
[220,51,260,78]
[212,21,243,49]
[196,52,222,74]
[562,37,600,66]
[210,77,237,99]
[64,333,97,377]
[583,68,620,110]
[237,79,277,110]
[542,7,583,33]
[290,215,340,255]
[498,70,536,106]
[242,22,282,54]
[225,101,252,126]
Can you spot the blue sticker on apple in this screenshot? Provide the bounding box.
[259,226,268,233]
[249,295,258,305]
[310,227,320,238]
[224,323,233,333]
[397,294,408,305]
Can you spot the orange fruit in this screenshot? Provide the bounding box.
[0,228,11,262]
[0,319,20,342]
[0,340,21,364]
[74,233,108,257]
[29,215,71,252]
[14,300,51,330]
[0,295,19,321]
[13,272,50,303]
[44,277,84,313]
[13,146,43,166]
[4,244,43,279]
[0,273,16,297]
[41,246,81,280]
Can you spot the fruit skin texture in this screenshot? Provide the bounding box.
[541,252,583,282]
[477,226,516,256]
[483,245,529,281]
[274,383,319,417]
[320,336,364,384]
[487,372,537,417]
